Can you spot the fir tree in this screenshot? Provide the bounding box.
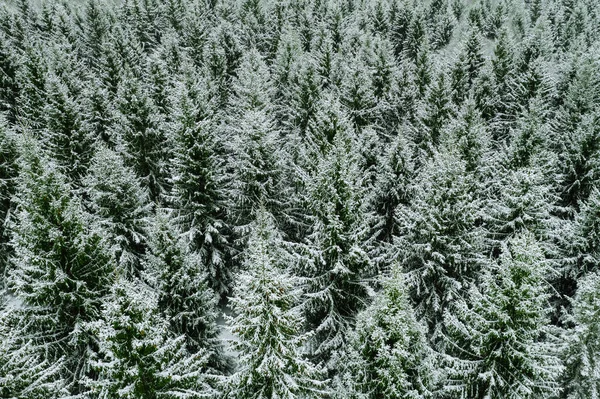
[396,149,484,335]
[114,74,169,203]
[0,303,67,399]
[6,135,115,391]
[300,129,373,368]
[226,210,327,399]
[443,234,563,399]
[562,271,600,399]
[336,267,435,399]
[84,146,151,276]
[42,74,94,183]
[86,278,218,399]
[0,117,17,279]
[0,31,20,124]
[169,79,232,297]
[146,210,226,370]
[226,49,285,229]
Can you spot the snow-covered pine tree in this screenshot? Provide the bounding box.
[6,135,115,392]
[0,116,17,280]
[450,27,484,106]
[562,271,600,399]
[446,96,491,176]
[42,73,95,183]
[484,100,558,256]
[565,188,600,281]
[225,49,285,231]
[395,148,484,336]
[555,111,600,212]
[86,278,218,399]
[0,300,68,399]
[114,73,169,203]
[488,28,519,141]
[226,209,327,399]
[300,128,373,368]
[80,79,115,148]
[169,78,232,297]
[84,146,151,277]
[443,234,563,399]
[145,209,226,371]
[416,72,453,158]
[16,41,48,131]
[0,31,20,125]
[340,59,377,132]
[370,129,414,247]
[336,266,435,399]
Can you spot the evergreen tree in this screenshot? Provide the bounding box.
[146,210,226,370]
[84,146,151,276]
[555,111,600,211]
[226,49,285,229]
[370,130,414,247]
[416,72,453,157]
[300,129,373,368]
[86,278,218,399]
[336,267,435,399]
[16,41,48,131]
[226,210,327,399]
[6,135,115,392]
[562,271,600,399]
[396,149,484,335]
[169,79,232,297]
[0,303,67,399]
[0,117,17,279]
[0,31,20,124]
[443,234,563,399]
[42,74,94,183]
[114,74,169,203]
[451,28,484,106]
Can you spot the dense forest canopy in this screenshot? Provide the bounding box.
[1,0,600,398]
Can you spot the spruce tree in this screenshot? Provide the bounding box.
[226,49,285,229]
[0,117,17,279]
[114,74,169,203]
[6,135,115,391]
[0,31,20,124]
[396,149,484,335]
[562,271,600,399]
[336,267,435,399]
[226,210,327,399]
[84,146,151,276]
[443,234,563,399]
[169,79,232,297]
[86,278,218,399]
[0,303,67,399]
[145,209,225,370]
[300,129,373,368]
[42,74,94,183]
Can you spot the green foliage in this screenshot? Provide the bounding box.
[337,268,435,399]
[443,234,563,399]
[562,271,600,399]
[227,210,327,399]
[86,279,218,399]
[7,135,115,389]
